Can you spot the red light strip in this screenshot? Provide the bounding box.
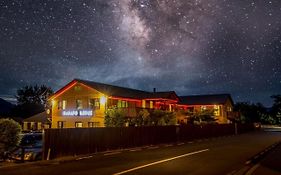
[144,98,178,103]
[108,96,141,102]
[49,80,77,100]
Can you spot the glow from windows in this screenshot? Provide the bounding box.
[100,96,107,105]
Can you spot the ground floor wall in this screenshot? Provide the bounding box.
[23,122,51,131]
[51,116,105,128]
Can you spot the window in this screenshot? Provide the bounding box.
[117,100,128,108]
[57,121,65,128]
[88,122,99,127]
[31,122,38,131]
[201,106,206,111]
[62,100,67,110]
[93,122,100,127]
[76,99,83,109]
[27,123,31,130]
[214,105,220,116]
[58,101,62,110]
[142,100,146,108]
[150,101,153,109]
[88,122,94,128]
[89,99,94,108]
[75,122,83,128]
[89,98,100,109]
[95,99,100,109]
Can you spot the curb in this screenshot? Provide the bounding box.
[245,141,281,165]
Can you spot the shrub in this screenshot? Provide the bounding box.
[105,107,126,127]
[0,118,22,159]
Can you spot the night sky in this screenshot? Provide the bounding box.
[0,0,280,106]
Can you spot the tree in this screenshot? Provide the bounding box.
[234,102,266,123]
[105,107,126,127]
[271,95,281,124]
[0,118,22,160]
[12,85,53,118]
[149,110,177,126]
[131,109,150,126]
[16,85,53,107]
[187,109,217,124]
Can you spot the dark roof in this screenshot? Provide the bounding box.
[23,112,51,123]
[150,91,179,101]
[76,79,152,99]
[51,79,179,101]
[179,94,234,105]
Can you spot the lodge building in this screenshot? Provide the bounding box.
[48,79,235,128]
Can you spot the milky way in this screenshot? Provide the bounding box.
[0,0,280,106]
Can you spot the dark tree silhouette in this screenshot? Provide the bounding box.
[12,85,53,119]
[271,95,281,124]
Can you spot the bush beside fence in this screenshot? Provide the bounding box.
[43,124,254,160]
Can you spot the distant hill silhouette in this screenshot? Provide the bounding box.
[0,98,15,116]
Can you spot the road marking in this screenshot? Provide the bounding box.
[76,155,93,160]
[104,151,121,156]
[245,164,260,175]
[129,148,142,152]
[113,149,209,175]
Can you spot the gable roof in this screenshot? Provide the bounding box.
[50,79,179,101]
[23,112,51,123]
[76,79,152,99]
[179,94,234,106]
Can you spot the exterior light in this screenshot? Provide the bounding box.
[100,96,107,105]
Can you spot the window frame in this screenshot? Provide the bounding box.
[75,122,83,128]
[57,121,65,128]
[76,99,83,109]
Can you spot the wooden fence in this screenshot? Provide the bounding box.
[43,124,254,160]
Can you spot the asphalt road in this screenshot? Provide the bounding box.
[1,131,281,175]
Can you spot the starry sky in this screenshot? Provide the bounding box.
[0,0,280,106]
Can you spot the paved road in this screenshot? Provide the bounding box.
[1,131,281,175]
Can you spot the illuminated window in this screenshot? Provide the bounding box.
[214,105,220,116]
[93,122,100,127]
[201,106,206,111]
[88,122,94,127]
[95,99,100,109]
[150,101,153,109]
[142,100,146,108]
[117,100,128,108]
[75,122,83,128]
[76,99,83,109]
[57,121,65,128]
[62,100,67,110]
[89,98,100,109]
